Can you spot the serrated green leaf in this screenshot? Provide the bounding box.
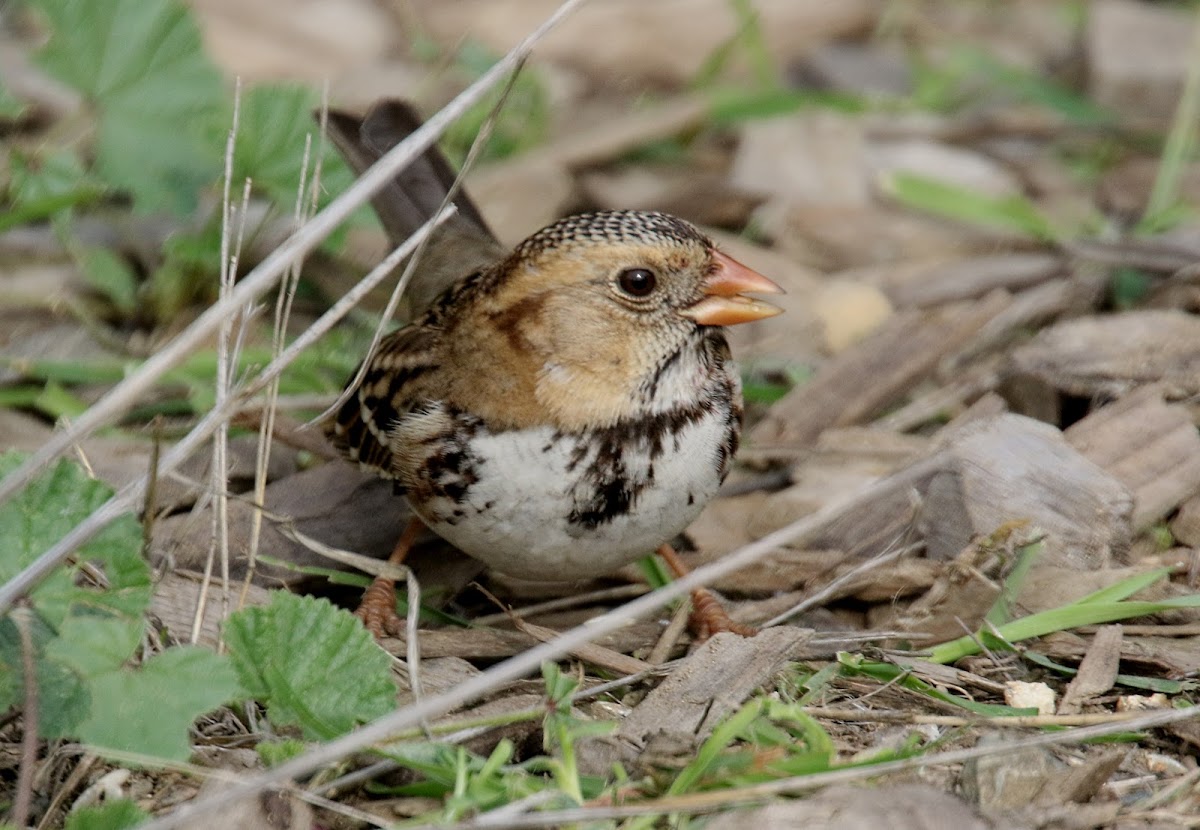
[230,84,354,207]
[0,615,91,739]
[0,452,150,630]
[224,592,397,740]
[45,615,145,677]
[32,0,226,213]
[77,646,241,761]
[64,798,149,830]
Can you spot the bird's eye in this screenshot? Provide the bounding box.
[617,268,657,297]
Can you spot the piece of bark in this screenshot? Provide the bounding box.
[577,627,810,774]
[173,785,312,830]
[943,278,1079,372]
[1058,625,1123,714]
[395,656,480,707]
[452,693,547,759]
[416,0,874,89]
[511,619,653,676]
[784,457,937,562]
[876,528,1009,642]
[1036,749,1127,806]
[1041,628,1200,679]
[961,739,1064,809]
[923,413,1133,569]
[1007,310,1200,399]
[148,570,274,648]
[872,370,1004,433]
[1066,387,1200,532]
[750,292,1010,451]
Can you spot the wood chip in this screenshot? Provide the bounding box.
[148,570,273,648]
[576,626,810,774]
[925,413,1133,569]
[1066,386,1200,531]
[1058,625,1123,714]
[511,619,653,676]
[1035,749,1127,806]
[750,292,1010,451]
[883,252,1063,309]
[616,626,810,746]
[1008,309,1200,398]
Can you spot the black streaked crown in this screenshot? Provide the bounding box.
[513,210,709,260]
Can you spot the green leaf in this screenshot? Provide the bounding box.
[77,646,241,761]
[0,79,25,119]
[0,615,91,739]
[230,84,354,208]
[883,172,1058,242]
[0,452,150,630]
[224,592,397,740]
[3,149,108,231]
[32,0,226,213]
[984,537,1043,626]
[45,615,145,677]
[64,798,149,830]
[78,248,139,315]
[929,592,1200,665]
[257,738,308,767]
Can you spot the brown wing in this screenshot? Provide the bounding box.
[325,325,442,479]
[322,100,505,320]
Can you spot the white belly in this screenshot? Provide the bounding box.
[409,414,729,581]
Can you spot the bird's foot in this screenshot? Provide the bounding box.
[688,587,757,641]
[355,576,403,639]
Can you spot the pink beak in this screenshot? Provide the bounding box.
[680,250,784,326]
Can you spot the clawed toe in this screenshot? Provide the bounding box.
[355,576,403,639]
[688,587,757,641]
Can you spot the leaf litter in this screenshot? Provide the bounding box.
[3,0,1200,827]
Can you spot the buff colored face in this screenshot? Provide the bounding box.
[439,213,782,431]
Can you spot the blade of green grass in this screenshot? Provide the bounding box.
[929,593,1200,665]
[883,172,1059,242]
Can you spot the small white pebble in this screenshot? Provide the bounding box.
[1004,680,1056,714]
[1116,693,1170,712]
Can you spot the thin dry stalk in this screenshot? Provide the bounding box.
[195,85,253,645]
[762,539,924,628]
[240,122,316,611]
[0,206,455,615]
[0,0,592,536]
[12,606,39,829]
[134,458,944,830]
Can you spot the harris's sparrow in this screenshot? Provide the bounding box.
[323,101,782,638]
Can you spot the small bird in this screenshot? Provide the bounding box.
[324,101,783,639]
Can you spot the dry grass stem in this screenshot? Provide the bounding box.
[0,0,593,579]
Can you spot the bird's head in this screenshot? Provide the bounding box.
[456,210,784,428]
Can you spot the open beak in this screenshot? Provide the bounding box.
[680,250,785,326]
